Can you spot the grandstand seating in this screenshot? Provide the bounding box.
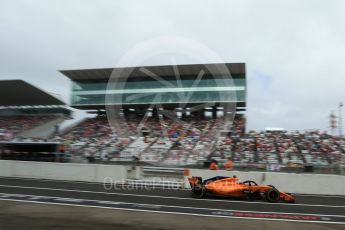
[0,115,57,141]
[2,113,344,168]
[51,115,345,168]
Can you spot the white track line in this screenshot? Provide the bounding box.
[0,177,185,189]
[0,184,344,208]
[0,196,344,225]
[293,194,345,198]
[1,192,345,218]
[0,176,102,185]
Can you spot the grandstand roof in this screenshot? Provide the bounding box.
[0,80,65,106]
[60,63,245,81]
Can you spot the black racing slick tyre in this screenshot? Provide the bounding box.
[265,188,280,203]
[192,185,206,199]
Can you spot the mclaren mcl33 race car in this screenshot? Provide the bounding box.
[188,176,295,203]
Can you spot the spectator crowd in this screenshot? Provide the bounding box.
[1,114,344,169]
[0,115,57,141]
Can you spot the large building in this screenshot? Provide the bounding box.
[61,63,246,119]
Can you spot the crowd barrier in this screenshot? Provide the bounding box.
[0,160,344,195]
[0,160,127,183]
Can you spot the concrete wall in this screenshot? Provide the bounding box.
[189,169,345,195]
[0,160,13,177]
[1,160,344,195]
[0,160,127,183]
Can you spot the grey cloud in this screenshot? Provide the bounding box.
[0,0,344,131]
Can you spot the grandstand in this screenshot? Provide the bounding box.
[59,63,246,165]
[0,80,71,161]
[55,63,345,172]
[1,68,343,173]
[0,80,71,140]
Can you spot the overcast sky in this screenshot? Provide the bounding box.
[0,0,344,132]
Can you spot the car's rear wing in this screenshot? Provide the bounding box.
[188,177,203,187]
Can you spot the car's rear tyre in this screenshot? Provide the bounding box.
[265,188,280,203]
[192,185,206,199]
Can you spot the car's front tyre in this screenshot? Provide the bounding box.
[265,188,280,202]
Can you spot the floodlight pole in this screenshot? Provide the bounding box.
[329,111,337,136]
[338,102,345,175]
[339,102,343,138]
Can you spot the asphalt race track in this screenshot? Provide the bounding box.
[0,177,344,229]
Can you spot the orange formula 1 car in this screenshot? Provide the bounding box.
[188,176,295,203]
